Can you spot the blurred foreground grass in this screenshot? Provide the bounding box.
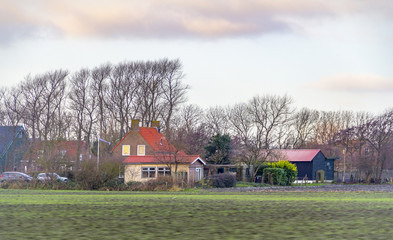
[0,189,392,239]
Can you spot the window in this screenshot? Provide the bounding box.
[122,145,130,156]
[157,167,171,176]
[119,165,125,178]
[327,162,331,170]
[137,145,145,156]
[37,150,44,159]
[60,150,67,157]
[176,171,188,180]
[142,167,156,178]
[364,147,370,154]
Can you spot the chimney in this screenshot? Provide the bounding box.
[131,119,140,131]
[151,120,160,131]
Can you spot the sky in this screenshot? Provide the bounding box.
[0,0,392,114]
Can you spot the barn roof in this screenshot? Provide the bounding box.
[279,149,322,162]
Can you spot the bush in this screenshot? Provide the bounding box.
[100,178,127,191]
[0,180,74,190]
[263,168,286,186]
[73,158,122,190]
[265,160,298,185]
[207,173,237,188]
[124,176,176,191]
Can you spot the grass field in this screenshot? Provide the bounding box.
[0,189,392,239]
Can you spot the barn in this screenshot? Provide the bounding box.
[279,149,336,181]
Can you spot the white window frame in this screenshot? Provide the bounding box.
[157,167,171,176]
[122,145,131,156]
[137,145,145,156]
[142,167,156,178]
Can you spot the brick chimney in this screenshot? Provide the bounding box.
[131,119,140,131]
[151,120,160,131]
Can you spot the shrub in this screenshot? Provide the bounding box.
[207,173,237,188]
[266,160,298,185]
[263,168,286,185]
[100,178,127,191]
[126,176,176,191]
[74,158,122,190]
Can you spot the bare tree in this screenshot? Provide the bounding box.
[39,70,68,141]
[138,61,164,127]
[159,59,189,135]
[227,95,293,182]
[21,74,47,141]
[69,68,99,166]
[107,62,140,140]
[205,106,232,136]
[170,104,208,156]
[363,109,393,182]
[290,108,319,148]
[91,63,111,139]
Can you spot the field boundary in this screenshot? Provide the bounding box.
[202,184,393,192]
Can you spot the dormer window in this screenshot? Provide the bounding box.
[122,145,130,156]
[137,145,145,156]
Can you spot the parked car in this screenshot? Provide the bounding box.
[37,173,68,182]
[0,172,33,182]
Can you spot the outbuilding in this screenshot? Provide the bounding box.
[278,149,336,181]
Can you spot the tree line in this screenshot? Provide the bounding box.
[1,59,392,182]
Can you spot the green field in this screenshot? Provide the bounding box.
[0,189,392,239]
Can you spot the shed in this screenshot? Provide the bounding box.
[279,149,336,181]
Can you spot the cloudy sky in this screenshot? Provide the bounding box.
[0,0,392,113]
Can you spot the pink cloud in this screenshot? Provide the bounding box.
[0,0,391,42]
[312,74,393,92]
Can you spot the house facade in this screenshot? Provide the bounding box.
[20,140,90,172]
[111,120,206,183]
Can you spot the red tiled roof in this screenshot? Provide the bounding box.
[279,149,321,162]
[24,140,88,160]
[123,154,205,165]
[139,127,176,152]
[111,127,175,152]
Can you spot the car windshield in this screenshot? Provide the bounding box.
[19,173,30,177]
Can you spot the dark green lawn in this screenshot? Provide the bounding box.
[0,189,392,239]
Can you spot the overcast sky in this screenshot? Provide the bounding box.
[0,0,392,113]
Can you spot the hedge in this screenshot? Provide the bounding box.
[263,168,286,186]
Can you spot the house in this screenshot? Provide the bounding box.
[20,140,90,172]
[0,126,28,172]
[111,120,206,183]
[276,149,336,181]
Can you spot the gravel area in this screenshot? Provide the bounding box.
[202,184,393,192]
